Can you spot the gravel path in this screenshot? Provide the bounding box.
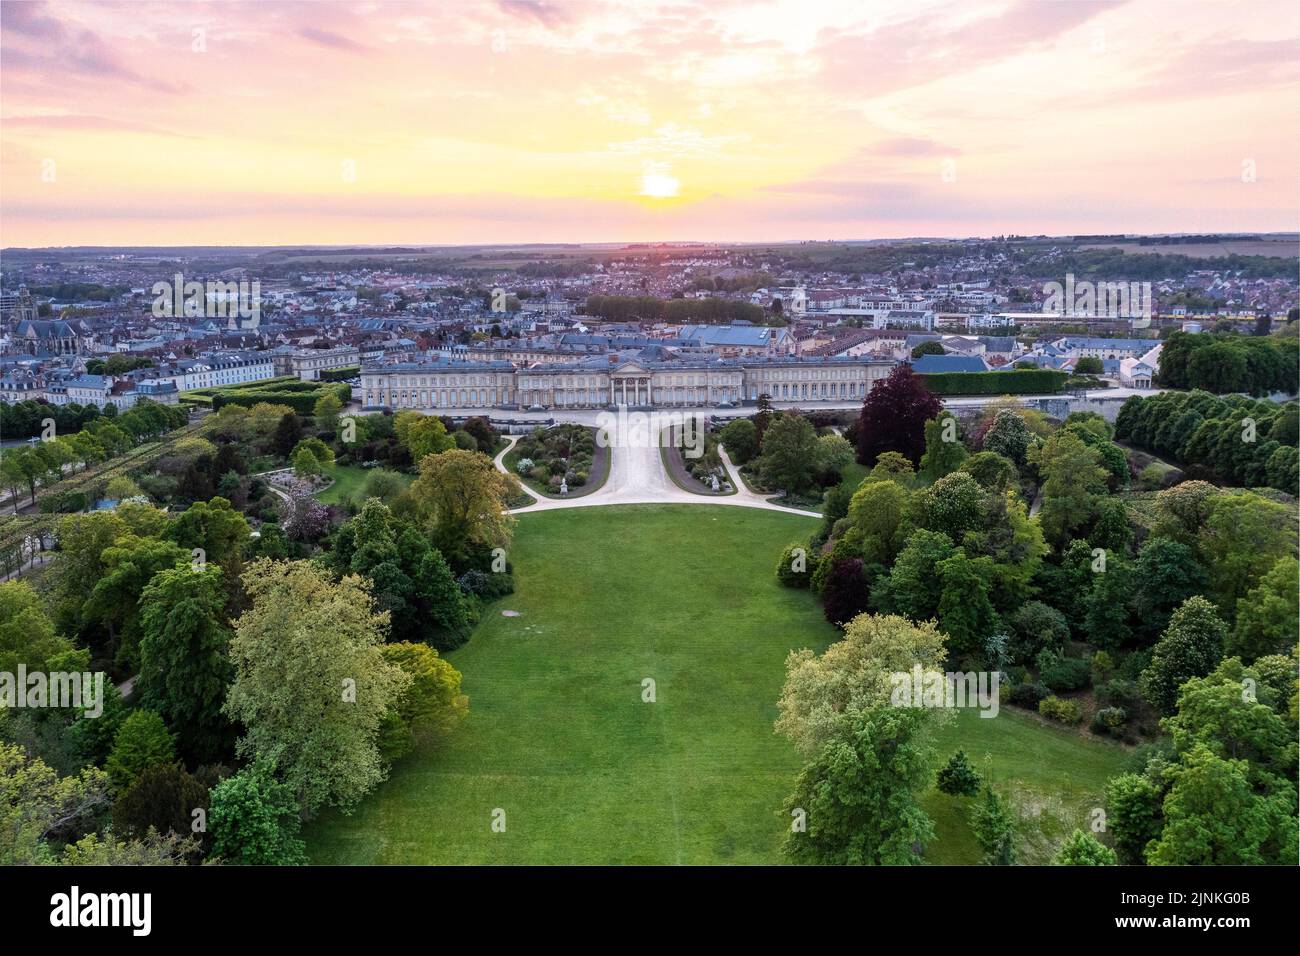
[493,416,820,518]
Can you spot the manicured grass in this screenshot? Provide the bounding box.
[306,505,832,864]
[305,505,1129,865]
[923,706,1129,864]
[314,463,410,506]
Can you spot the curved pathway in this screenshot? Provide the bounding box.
[493,417,820,518]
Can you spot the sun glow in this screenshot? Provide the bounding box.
[639,172,681,198]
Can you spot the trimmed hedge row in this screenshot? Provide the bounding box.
[921,369,1068,395]
[319,366,361,382]
[211,383,351,414]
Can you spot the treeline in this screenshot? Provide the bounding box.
[25,281,129,302]
[0,399,190,511]
[1156,329,1298,395]
[0,400,103,440]
[583,294,771,325]
[1116,390,1299,492]
[1009,247,1298,280]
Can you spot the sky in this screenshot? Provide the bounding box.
[1,0,1298,246]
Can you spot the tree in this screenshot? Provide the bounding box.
[855,365,941,466]
[1199,492,1294,618]
[776,614,947,757]
[1087,497,1132,555]
[223,559,411,815]
[138,566,235,763]
[814,433,855,476]
[279,491,329,542]
[1229,556,1299,661]
[753,393,775,447]
[887,530,958,621]
[970,785,1017,865]
[0,580,75,673]
[936,750,981,796]
[165,496,250,568]
[911,340,945,359]
[759,415,818,493]
[1130,537,1208,643]
[292,445,321,478]
[1164,656,1295,776]
[844,479,909,565]
[782,705,935,865]
[409,449,515,564]
[1141,596,1227,714]
[718,418,758,464]
[1153,480,1220,542]
[104,476,143,501]
[821,558,871,628]
[919,412,968,482]
[111,763,211,847]
[1081,558,1135,650]
[935,553,999,658]
[1146,745,1297,865]
[1074,356,1104,375]
[981,410,1032,466]
[208,762,307,865]
[377,642,469,760]
[0,742,111,865]
[1031,431,1108,548]
[910,471,986,542]
[272,412,302,458]
[958,451,1017,492]
[1007,600,1069,665]
[105,710,176,791]
[1104,772,1163,864]
[400,415,455,463]
[313,390,342,437]
[1053,829,1116,865]
[82,535,189,670]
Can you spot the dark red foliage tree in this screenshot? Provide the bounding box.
[855,365,942,466]
[822,558,871,628]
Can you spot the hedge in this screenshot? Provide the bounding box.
[211,383,350,414]
[319,366,361,382]
[921,369,1068,395]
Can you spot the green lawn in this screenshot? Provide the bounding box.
[305,505,1127,864]
[314,463,410,506]
[924,706,1129,864]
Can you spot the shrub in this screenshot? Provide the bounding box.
[1091,650,1115,684]
[1007,601,1070,664]
[1097,677,1140,709]
[1036,649,1091,692]
[514,457,534,475]
[1008,681,1050,708]
[936,750,982,796]
[1091,706,1128,736]
[1039,695,1083,724]
[776,543,812,588]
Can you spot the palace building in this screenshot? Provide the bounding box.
[360,354,894,411]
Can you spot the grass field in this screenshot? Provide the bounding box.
[305,505,1126,864]
[314,463,410,506]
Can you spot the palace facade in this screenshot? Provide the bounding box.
[360,355,894,411]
